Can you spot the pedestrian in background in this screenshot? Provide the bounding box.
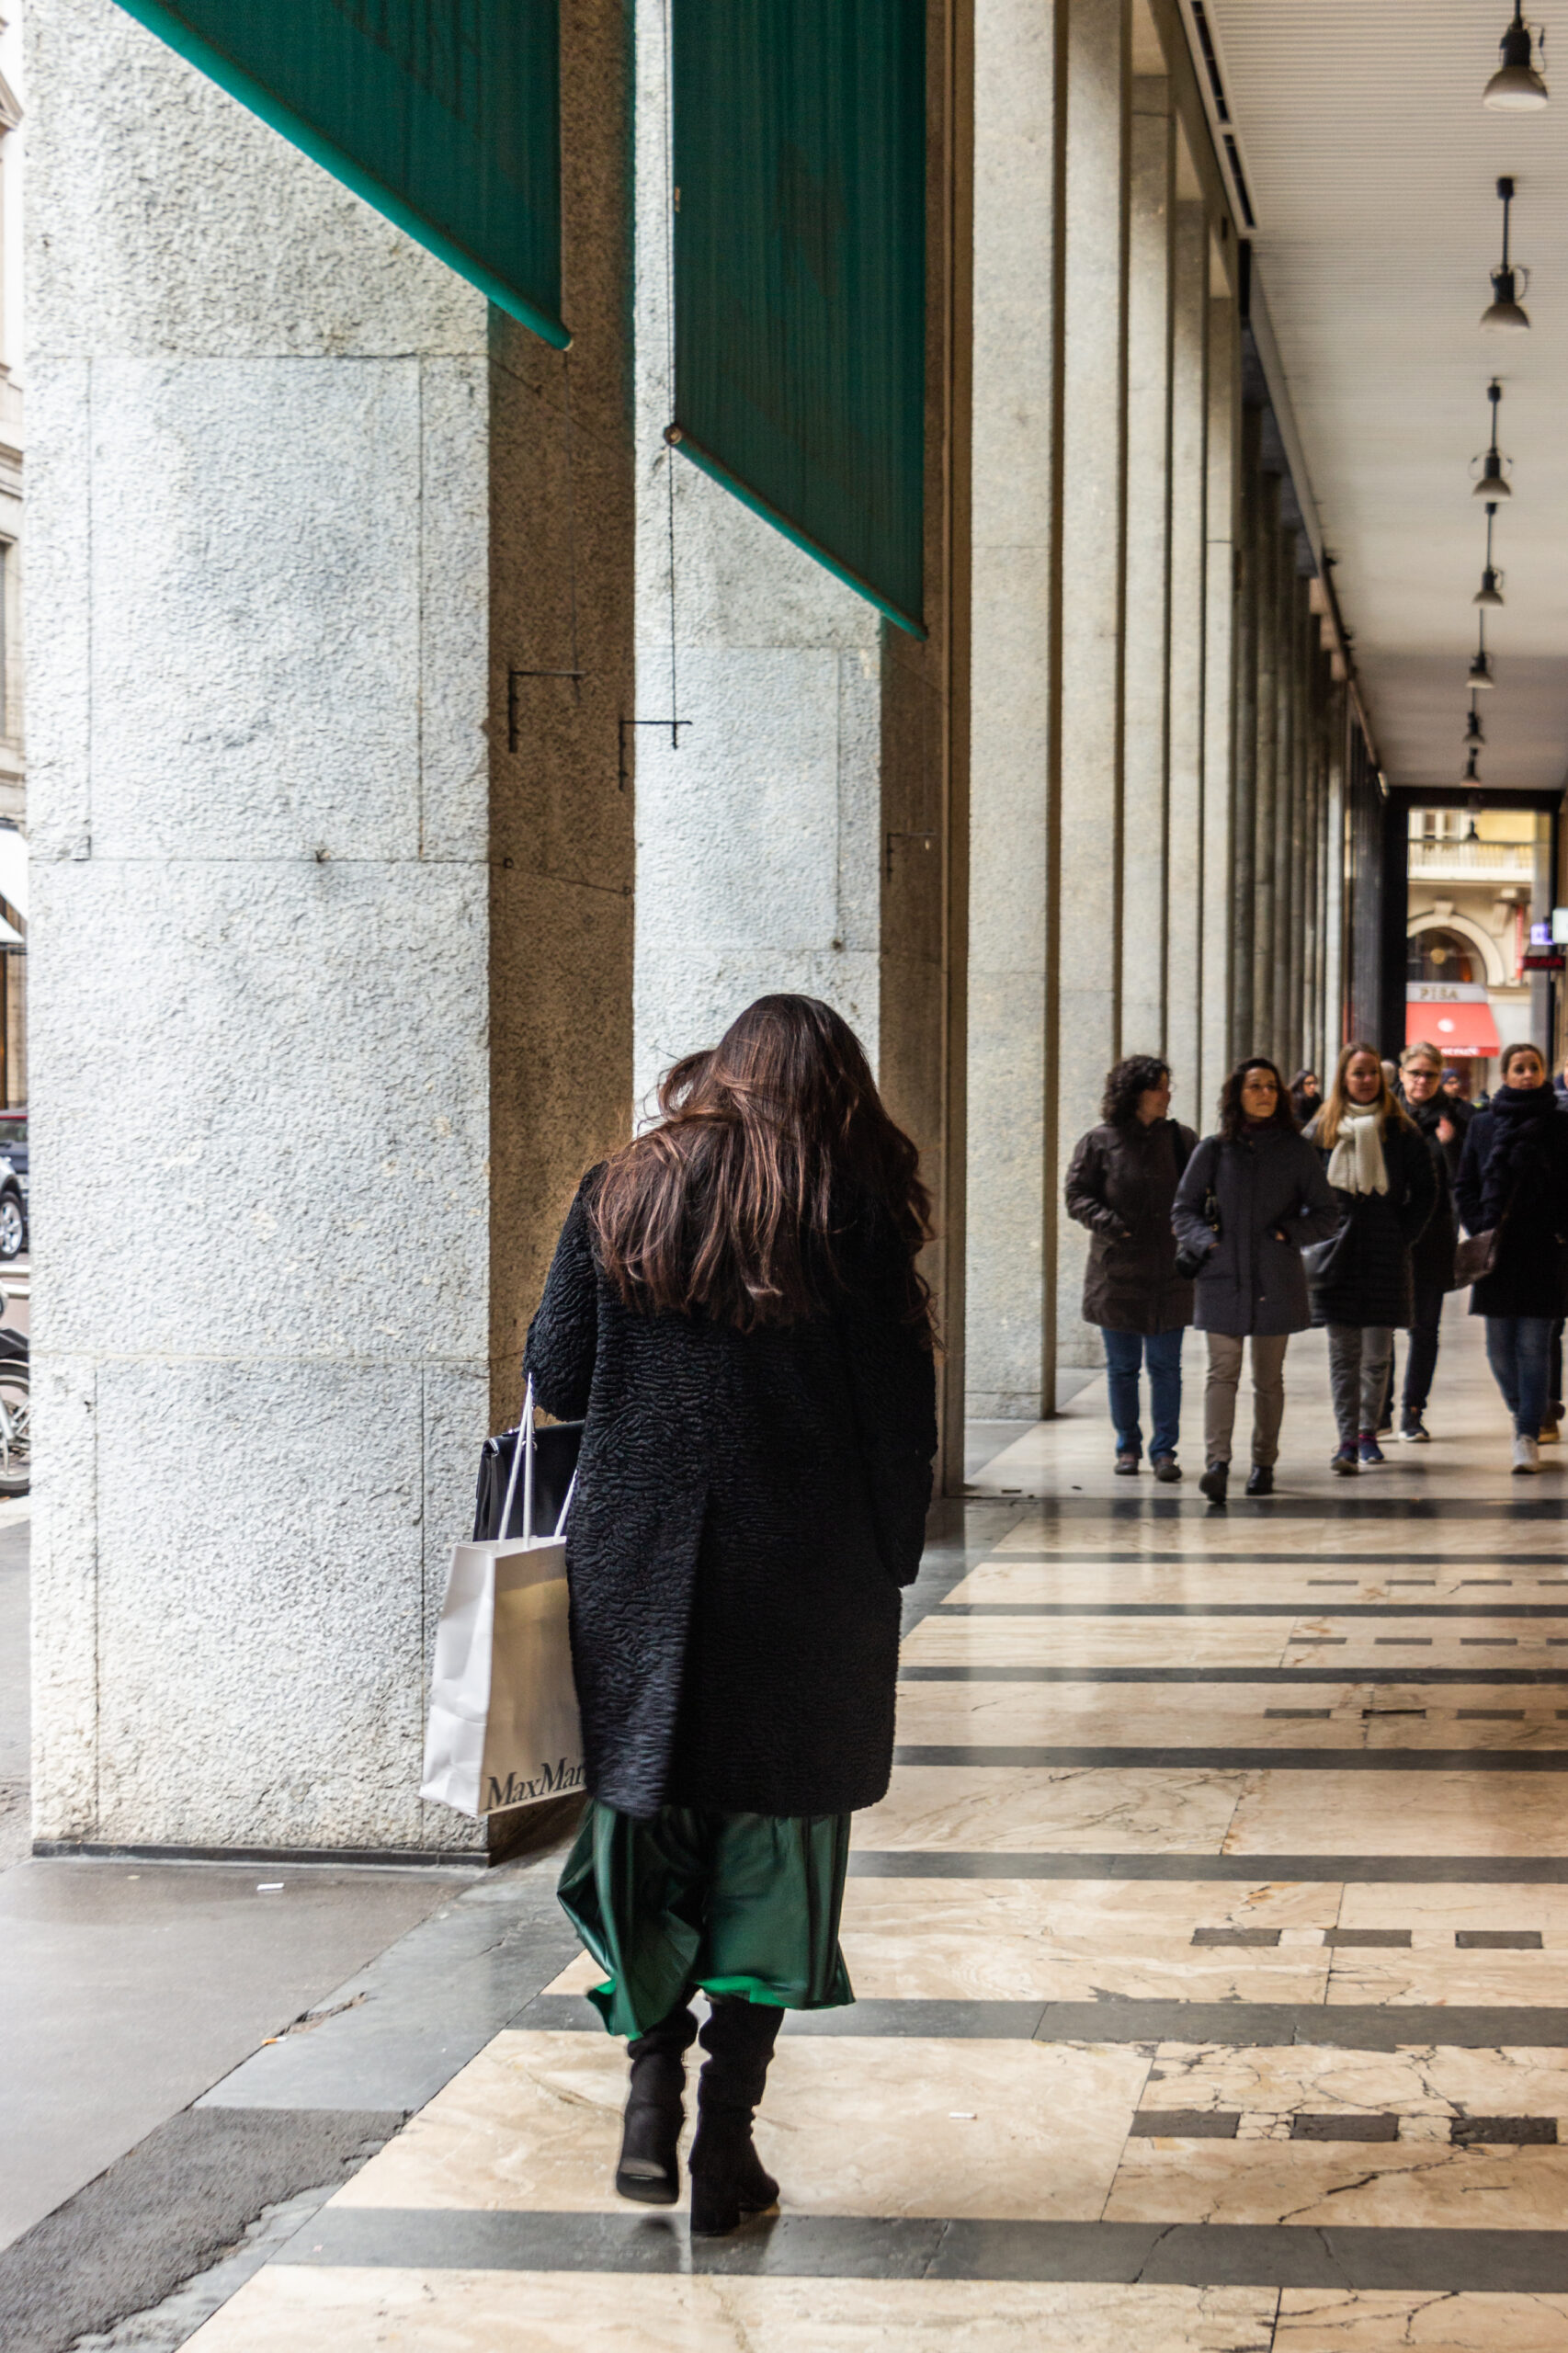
[1455,1039,1568,1475]
[1304,1043,1436,1473]
[1065,1055,1196,1481]
[1290,1070,1323,1128]
[1173,1057,1338,1504]
[1393,1040,1464,1443]
[526,995,937,2233]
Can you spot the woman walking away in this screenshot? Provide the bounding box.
[1395,1042,1465,1443]
[1304,1044,1436,1473]
[525,995,937,2234]
[1173,1058,1338,1504]
[1065,1055,1197,1481]
[1454,1040,1568,1474]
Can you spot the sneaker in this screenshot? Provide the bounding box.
[1400,1415,1430,1443]
[1331,1443,1358,1476]
[1540,1418,1561,1445]
[1245,1464,1273,1497]
[1198,1461,1229,1505]
[1377,1415,1393,1436]
[1358,1432,1385,1465]
[1513,1434,1540,1476]
[1151,1453,1182,1483]
[1114,1450,1140,1476]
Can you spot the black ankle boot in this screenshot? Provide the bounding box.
[616,2001,698,2205]
[688,1995,782,2236]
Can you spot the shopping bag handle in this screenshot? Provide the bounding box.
[496,1375,537,1544]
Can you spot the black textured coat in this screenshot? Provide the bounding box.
[1454,1086,1568,1320]
[1171,1125,1339,1336]
[523,1174,938,1821]
[1399,1091,1462,1290]
[1303,1116,1437,1330]
[1064,1118,1197,1335]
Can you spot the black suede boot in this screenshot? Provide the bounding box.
[687,1995,782,2236]
[615,2000,699,2205]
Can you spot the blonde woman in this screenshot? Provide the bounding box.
[1304,1043,1436,1473]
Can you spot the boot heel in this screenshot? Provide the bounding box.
[614,2004,696,2207]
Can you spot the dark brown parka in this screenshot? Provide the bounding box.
[1064,1117,1198,1335]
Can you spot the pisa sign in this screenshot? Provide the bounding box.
[111,0,565,346]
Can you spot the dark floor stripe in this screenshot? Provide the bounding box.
[900,1665,1568,1683]
[513,1993,1568,2047]
[892,1745,1568,1771]
[935,1602,1568,1618]
[846,1849,1568,1881]
[274,2208,1568,2290]
[986,1553,1568,1568]
[954,1498,1568,1520]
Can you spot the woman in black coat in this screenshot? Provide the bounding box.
[1172,1057,1339,1505]
[1392,1041,1465,1441]
[1454,1039,1568,1474]
[1063,1053,1196,1482]
[525,995,937,2234]
[1304,1041,1436,1472]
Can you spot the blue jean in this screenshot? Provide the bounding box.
[1483,1314,1554,1438]
[1102,1327,1184,1459]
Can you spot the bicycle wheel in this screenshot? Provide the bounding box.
[0,1365,31,1495]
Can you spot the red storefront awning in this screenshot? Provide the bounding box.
[1405,1001,1502,1057]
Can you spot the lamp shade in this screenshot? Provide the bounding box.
[1469,651,1495,688]
[1482,267,1531,330]
[1474,567,1505,608]
[1473,449,1512,497]
[1485,17,1548,108]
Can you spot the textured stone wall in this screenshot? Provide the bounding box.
[27,0,631,1856]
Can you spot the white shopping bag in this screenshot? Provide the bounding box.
[420,1381,585,1817]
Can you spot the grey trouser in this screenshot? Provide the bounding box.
[1204,1333,1290,1467]
[1327,1323,1393,1444]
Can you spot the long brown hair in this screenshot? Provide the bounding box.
[1316,1040,1415,1148]
[591,995,934,1338]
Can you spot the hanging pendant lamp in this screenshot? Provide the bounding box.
[1485,4,1549,108]
[1475,503,1506,605]
[1470,608,1496,687]
[1473,381,1513,497]
[1464,698,1485,746]
[1461,746,1483,786]
[1483,179,1531,330]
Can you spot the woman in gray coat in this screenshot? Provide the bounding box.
[1172,1057,1339,1503]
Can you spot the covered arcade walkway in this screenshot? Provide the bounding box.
[176,1318,1568,2348]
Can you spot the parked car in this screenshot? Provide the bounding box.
[0,1108,28,1260]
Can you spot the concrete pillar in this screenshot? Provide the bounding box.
[1271,547,1298,1074]
[966,0,1062,1423]
[1200,283,1239,1121]
[1119,79,1172,1063]
[1323,681,1347,1057]
[1165,199,1208,1130]
[1284,586,1311,1077]
[1055,0,1129,1371]
[1251,478,1280,1062]
[1229,404,1260,1062]
[28,0,634,1858]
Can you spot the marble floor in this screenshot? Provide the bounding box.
[184,1319,1568,2350]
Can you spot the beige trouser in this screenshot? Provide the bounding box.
[1204,1332,1290,1467]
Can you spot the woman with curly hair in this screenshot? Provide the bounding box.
[1172,1058,1338,1502]
[525,995,937,2234]
[1064,1054,1198,1479]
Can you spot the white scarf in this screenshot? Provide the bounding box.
[1325,1105,1389,1196]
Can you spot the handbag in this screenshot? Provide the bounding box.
[1454,1227,1500,1286]
[1174,1140,1220,1282]
[473,1414,583,1541]
[420,1378,585,1819]
[1302,1219,1352,1284]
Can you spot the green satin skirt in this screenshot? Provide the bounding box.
[558,1799,855,2040]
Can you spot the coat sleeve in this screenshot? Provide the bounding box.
[1395,1126,1437,1247]
[1170,1135,1219,1259]
[838,1236,939,1589]
[1280,1139,1341,1246]
[523,1178,600,1420]
[1064,1130,1126,1240]
[1454,1113,1485,1234]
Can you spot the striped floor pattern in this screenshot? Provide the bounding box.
[187,1320,1568,2349]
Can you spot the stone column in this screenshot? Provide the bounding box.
[1201,285,1239,1118]
[966,0,1062,1424]
[1322,681,1347,1056]
[1119,79,1172,1063]
[1229,404,1260,1062]
[1250,478,1280,1062]
[1055,0,1129,1372]
[1165,199,1208,1129]
[28,0,635,1858]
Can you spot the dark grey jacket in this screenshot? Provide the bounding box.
[1172,1125,1339,1337]
[525,1171,938,1820]
[1302,1116,1437,1331]
[1064,1117,1197,1335]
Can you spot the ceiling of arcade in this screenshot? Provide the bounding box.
[1199,0,1568,794]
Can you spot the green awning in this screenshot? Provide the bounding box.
[112,1,565,347]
